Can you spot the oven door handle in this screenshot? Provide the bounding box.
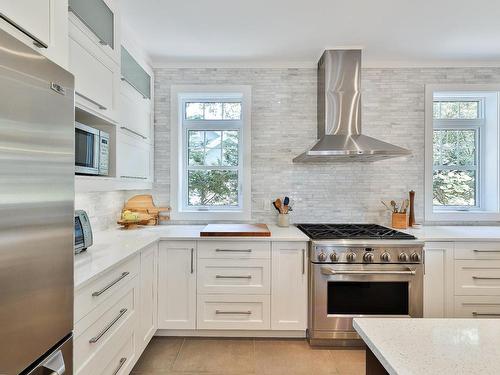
[320,267,416,276]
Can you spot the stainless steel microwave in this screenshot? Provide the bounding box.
[75,122,109,175]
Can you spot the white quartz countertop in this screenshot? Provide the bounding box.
[353,318,500,375]
[406,226,500,241]
[74,224,308,289]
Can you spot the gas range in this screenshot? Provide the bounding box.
[297,224,424,347]
[297,223,423,265]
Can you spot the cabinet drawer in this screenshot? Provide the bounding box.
[75,277,138,374]
[75,255,139,323]
[454,296,500,318]
[197,294,270,330]
[455,260,500,296]
[198,241,270,259]
[455,242,500,260]
[197,258,270,295]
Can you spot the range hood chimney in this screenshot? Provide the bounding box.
[293,50,411,162]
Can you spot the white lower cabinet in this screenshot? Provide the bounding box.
[423,242,454,318]
[197,294,270,330]
[271,242,308,330]
[454,295,500,318]
[158,241,197,329]
[138,243,158,351]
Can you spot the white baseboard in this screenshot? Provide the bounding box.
[155,329,307,338]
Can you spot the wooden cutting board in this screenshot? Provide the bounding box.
[200,224,271,237]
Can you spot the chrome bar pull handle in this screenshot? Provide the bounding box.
[112,358,127,375]
[120,175,148,180]
[89,308,128,343]
[92,272,129,297]
[472,312,500,317]
[120,126,147,139]
[473,249,500,253]
[215,275,252,279]
[190,248,194,274]
[302,249,306,274]
[321,267,416,276]
[472,276,500,280]
[215,248,252,253]
[76,92,107,110]
[215,310,252,315]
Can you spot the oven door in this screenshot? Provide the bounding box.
[312,263,423,334]
[75,122,100,175]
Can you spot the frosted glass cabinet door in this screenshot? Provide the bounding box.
[121,46,151,99]
[68,0,114,48]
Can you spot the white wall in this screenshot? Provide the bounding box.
[153,67,500,225]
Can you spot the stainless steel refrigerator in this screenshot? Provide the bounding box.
[0,29,74,374]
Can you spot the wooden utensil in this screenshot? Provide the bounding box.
[409,190,416,227]
[390,200,398,213]
[275,198,283,214]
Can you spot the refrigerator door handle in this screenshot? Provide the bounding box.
[42,349,66,374]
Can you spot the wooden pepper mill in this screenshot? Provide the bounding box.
[408,190,416,227]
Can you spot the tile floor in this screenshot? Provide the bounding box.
[131,337,366,375]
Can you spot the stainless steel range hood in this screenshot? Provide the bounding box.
[293,50,411,162]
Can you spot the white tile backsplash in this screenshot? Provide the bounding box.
[147,67,500,225]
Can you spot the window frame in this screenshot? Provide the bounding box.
[170,85,252,221]
[432,97,485,211]
[425,84,500,222]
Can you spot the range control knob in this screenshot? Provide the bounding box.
[380,252,391,262]
[317,252,328,262]
[363,252,375,263]
[346,252,357,262]
[330,252,338,262]
[399,252,409,262]
[410,252,421,262]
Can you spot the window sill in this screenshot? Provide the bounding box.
[426,210,500,222]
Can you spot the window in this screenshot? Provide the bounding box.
[425,85,500,222]
[170,86,251,220]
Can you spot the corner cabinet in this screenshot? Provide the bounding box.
[158,241,197,329]
[271,242,308,330]
[0,0,68,68]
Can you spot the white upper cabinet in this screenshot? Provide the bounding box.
[68,0,120,64]
[0,0,68,68]
[68,0,120,123]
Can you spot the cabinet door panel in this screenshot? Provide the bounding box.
[423,242,454,318]
[120,81,151,141]
[138,244,157,350]
[117,131,151,180]
[158,241,196,329]
[271,242,308,330]
[0,0,50,45]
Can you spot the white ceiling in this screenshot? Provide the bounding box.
[121,0,500,67]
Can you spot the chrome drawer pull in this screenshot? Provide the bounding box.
[321,267,416,276]
[302,249,306,275]
[472,276,500,280]
[215,310,252,315]
[120,126,147,139]
[190,248,194,274]
[92,272,130,297]
[112,357,127,375]
[472,312,500,317]
[89,308,128,343]
[473,249,500,253]
[120,176,148,180]
[0,13,48,48]
[76,92,107,110]
[215,248,252,252]
[215,275,252,279]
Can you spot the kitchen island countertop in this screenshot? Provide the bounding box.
[353,317,500,375]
